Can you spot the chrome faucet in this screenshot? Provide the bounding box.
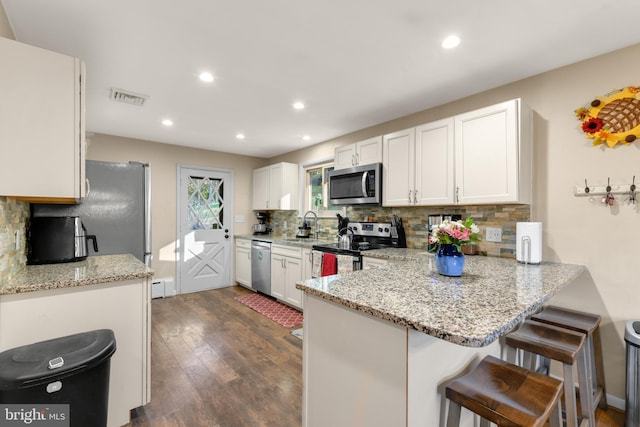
[303,210,319,240]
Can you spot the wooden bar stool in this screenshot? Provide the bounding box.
[505,319,594,427]
[530,305,607,410]
[445,355,563,427]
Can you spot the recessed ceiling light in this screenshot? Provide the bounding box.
[293,101,305,110]
[162,119,173,126]
[302,135,311,141]
[441,35,461,49]
[236,133,245,140]
[199,72,214,82]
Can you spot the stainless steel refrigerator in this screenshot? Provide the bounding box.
[32,160,151,266]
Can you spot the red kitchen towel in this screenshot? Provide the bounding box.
[321,253,337,276]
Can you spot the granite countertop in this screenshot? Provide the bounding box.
[1,254,154,296]
[296,255,585,347]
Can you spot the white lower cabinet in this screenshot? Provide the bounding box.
[271,244,303,309]
[235,239,251,289]
[0,279,150,427]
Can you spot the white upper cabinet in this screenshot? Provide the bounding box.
[0,37,86,202]
[334,136,382,170]
[454,99,531,205]
[383,99,531,206]
[415,118,455,205]
[252,162,299,210]
[383,120,454,206]
[382,128,415,206]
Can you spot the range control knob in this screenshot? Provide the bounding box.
[384,227,390,233]
[378,227,383,232]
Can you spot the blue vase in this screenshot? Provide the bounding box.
[434,244,465,277]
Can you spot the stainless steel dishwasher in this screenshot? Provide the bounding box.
[251,240,271,295]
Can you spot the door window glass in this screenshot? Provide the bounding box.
[187,176,224,230]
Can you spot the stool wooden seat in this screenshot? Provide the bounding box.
[530,305,607,410]
[505,319,593,427]
[445,355,563,427]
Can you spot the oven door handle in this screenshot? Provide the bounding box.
[361,171,368,197]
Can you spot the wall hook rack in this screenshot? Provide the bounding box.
[574,177,638,197]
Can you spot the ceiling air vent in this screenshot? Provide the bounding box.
[110,88,148,106]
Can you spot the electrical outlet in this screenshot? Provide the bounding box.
[485,227,502,243]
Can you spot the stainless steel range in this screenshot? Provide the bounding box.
[312,221,401,271]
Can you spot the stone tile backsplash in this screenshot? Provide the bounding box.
[272,204,530,258]
[0,197,29,284]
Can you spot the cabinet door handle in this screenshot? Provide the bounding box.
[355,153,360,166]
[456,186,460,203]
[282,258,286,268]
[408,189,413,203]
[413,189,418,204]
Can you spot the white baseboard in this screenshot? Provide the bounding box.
[606,393,625,411]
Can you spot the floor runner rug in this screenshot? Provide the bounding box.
[235,293,303,329]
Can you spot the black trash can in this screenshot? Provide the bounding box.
[626,320,640,427]
[0,329,116,427]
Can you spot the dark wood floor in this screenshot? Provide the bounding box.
[127,285,302,427]
[126,285,624,427]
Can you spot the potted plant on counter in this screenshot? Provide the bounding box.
[428,217,481,276]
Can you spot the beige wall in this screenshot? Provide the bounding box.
[273,43,640,402]
[86,133,266,281]
[1,0,636,402]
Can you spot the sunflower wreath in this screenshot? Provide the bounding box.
[575,86,640,148]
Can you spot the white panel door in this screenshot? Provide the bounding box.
[455,100,518,204]
[0,37,84,200]
[356,136,383,165]
[178,166,234,294]
[415,118,455,205]
[382,128,415,206]
[334,144,357,169]
[252,166,270,210]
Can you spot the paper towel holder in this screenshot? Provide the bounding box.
[516,222,542,265]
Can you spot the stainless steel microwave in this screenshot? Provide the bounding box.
[328,162,382,205]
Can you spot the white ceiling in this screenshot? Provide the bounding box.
[3,1,640,158]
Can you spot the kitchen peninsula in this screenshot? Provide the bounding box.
[0,254,153,427]
[296,253,585,427]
